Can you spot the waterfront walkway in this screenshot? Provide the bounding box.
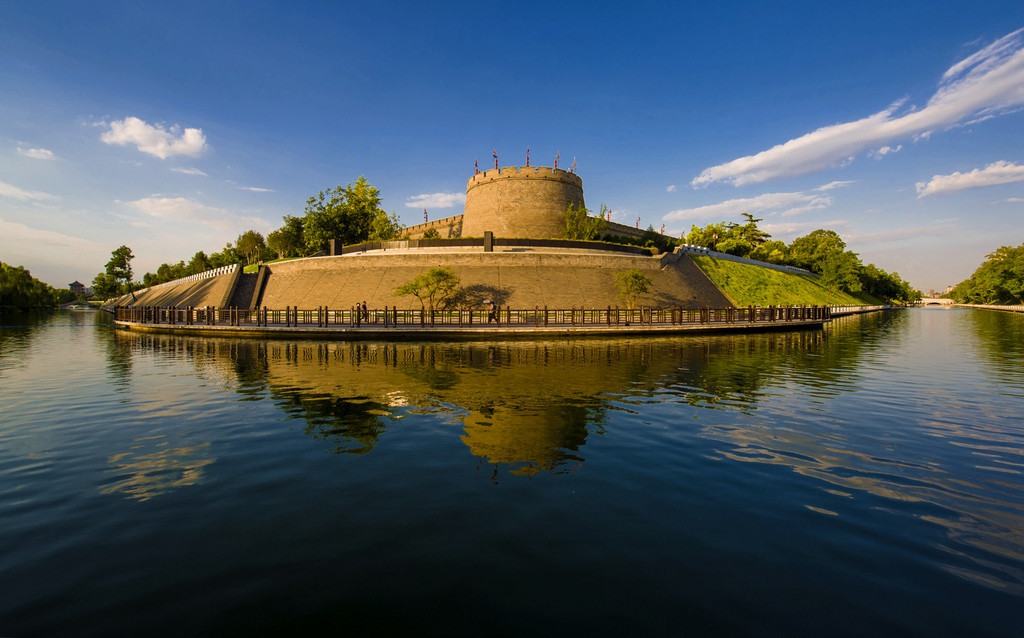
[112,304,898,339]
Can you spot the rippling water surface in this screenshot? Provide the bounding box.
[1,308,1022,636]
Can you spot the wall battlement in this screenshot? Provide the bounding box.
[466,165,583,191]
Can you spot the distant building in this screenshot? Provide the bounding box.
[69,281,86,296]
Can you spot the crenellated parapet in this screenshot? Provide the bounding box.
[462,165,585,238]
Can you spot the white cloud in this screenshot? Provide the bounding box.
[665,188,834,222]
[171,167,207,176]
[816,180,857,191]
[916,160,1024,197]
[404,192,466,208]
[239,186,275,193]
[869,145,902,159]
[1003,197,1024,202]
[666,184,678,192]
[126,196,269,233]
[101,116,208,159]
[693,28,1024,186]
[0,216,101,250]
[17,147,56,160]
[0,180,60,202]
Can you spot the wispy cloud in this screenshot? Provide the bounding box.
[171,167,207,176]
[17,147,56,160]
[238,186,275,193]
[0,180,60,202]
[666,184,678,192]
[693,28,1024,186]
[0,216,102,250]
[101,116,208,159]
[404,192,466,208]
[916,160,1024,197]
[869,145,902,159]
[126,196,268,233]
[665,182,847,222]
[1002,196,1024,203]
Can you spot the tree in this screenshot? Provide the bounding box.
[421,227,441,239]
[819,251,862,301]
[105,245,134,294]
[950,243,1024,304]
[394,267,461,312]
[303,176,386,253]
[1,263,57,309]
[369,210,404,241]
[187,251,212,275]
[92,272,120,299]
[615,269,653,311]
[236,230,267,265]
[736,212,771,246]
[563,203,607,240]
[267,216,306,259]
[789,229,847,273]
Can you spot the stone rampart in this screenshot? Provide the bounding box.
[462,166,584,238]
[402,215,464,239]
[256,251,731,311]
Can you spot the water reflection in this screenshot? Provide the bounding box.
[102,439,215,501]
[109,310,1024,593]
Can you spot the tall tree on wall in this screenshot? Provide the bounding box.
[236,230,267,265]
[563,203,607,240]
[302,176,393,253]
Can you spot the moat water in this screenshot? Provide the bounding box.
[1,308,1022,637]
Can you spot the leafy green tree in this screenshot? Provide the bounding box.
[369,210,404,241]
[789,229,847,273]
[750,240,790,264]
[819,251,862,301]
[236,230,267,265]
[615,269,653,310]
[104,245,134,294]
[421,227,441,239]
[187,251,212,274]
[1,263,57,309]
[209,242,242,268]
[267,216,305,259]
[394,267,461,312]
[303,176,386,253]
[950,243,1024,304]
[563,202,608,240]
[92,272,120,298]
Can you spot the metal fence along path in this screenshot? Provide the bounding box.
[110,304,867,338]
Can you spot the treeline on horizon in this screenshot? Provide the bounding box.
[0,262,78,310]
[97,176,916,304]
[95,177,403,295]
[575,211,919,303]
[948,243,1024,304]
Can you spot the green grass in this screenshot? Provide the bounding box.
[243,256,301,273]
[689,255,870,306]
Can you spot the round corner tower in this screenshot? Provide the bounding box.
[461,166,585,238]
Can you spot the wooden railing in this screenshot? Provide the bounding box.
[114,304,833,328]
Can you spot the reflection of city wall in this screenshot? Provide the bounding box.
[112,329,836,475]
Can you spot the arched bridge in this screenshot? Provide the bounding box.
[917,298,955,306]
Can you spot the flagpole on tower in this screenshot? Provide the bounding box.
[526,147,530,167]
[554,151,559,169]
[493,149,498,170]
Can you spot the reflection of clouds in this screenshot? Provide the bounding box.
[102,438,215,501]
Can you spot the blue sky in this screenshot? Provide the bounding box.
[2,0,1023,293]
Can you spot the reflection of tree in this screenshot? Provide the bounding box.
[964,309,1024,392]
[283,393,394,455]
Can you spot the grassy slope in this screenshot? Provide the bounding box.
[689,255,877,306]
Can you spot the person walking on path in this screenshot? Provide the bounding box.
[361,301,369,322]
[487,300,497,324]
